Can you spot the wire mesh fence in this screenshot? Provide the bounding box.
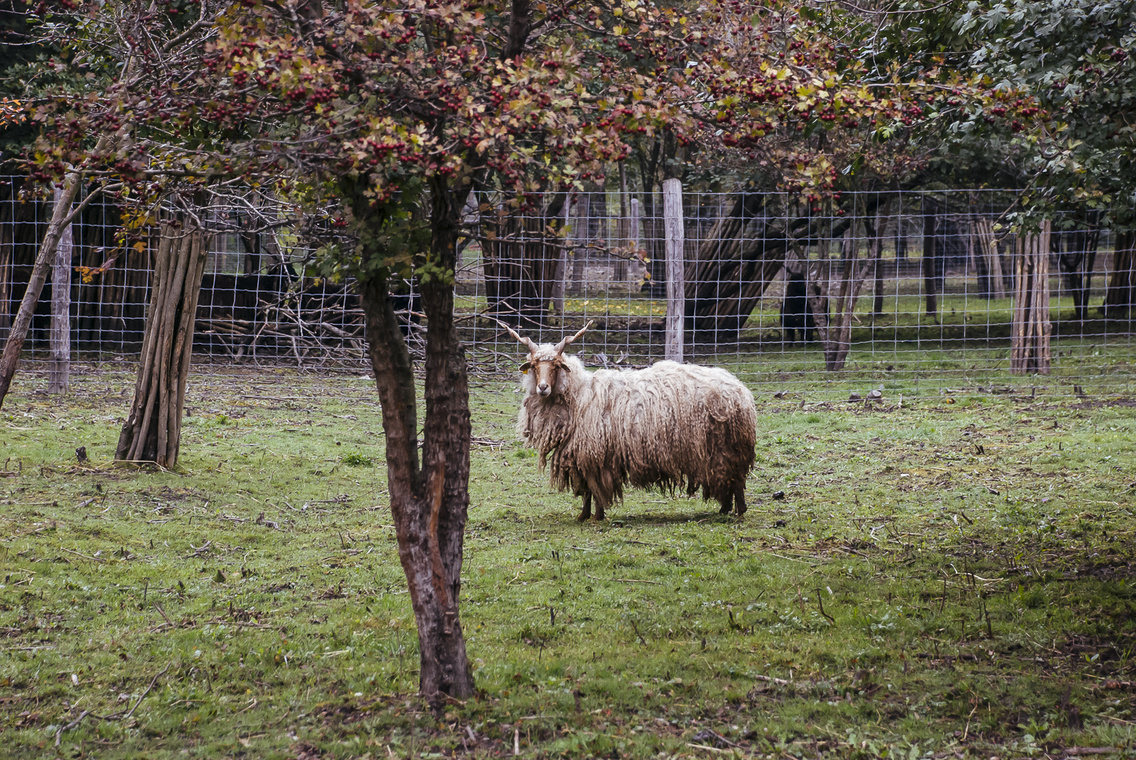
[2,177,1134,399]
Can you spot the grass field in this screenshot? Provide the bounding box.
[2,362,1136,759]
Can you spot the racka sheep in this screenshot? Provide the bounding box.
[507,322,757,521]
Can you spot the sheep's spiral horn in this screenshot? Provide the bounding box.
[498,320,538,354]
[554,320,594,355]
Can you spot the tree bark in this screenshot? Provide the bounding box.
[614,163,629,283]
[683,193,783,345]
[358,186,475,704]
[48,185,75,395]
[1010,220,1052,375]
[115,217,208,466]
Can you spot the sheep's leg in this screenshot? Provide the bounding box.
[595,499,605,521]
[577,493,592,522]
[733,481,747,516]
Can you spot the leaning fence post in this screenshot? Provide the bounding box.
[663,178,684,363]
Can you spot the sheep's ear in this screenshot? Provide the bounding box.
[520,361,532,374]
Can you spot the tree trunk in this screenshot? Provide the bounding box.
[922,199,939,320]
[615,164,629,283]
[48,185,75,395]
[481,193,566,328]
[871,207,886,318]
[0,184,14,345]
[358,188,475,704]
[683,193,783,345]
[1010,220,1052,375]
[1055,227,1099,323]
[684,196,857,346]
[115,217,207,466]
[1102,232,1134,319]
[0,174,83,408]
[971,216,1005,299]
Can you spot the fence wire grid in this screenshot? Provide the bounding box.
[2,179,1135,400]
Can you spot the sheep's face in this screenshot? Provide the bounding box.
[522,352,570,398]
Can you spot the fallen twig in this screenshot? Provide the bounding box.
[185,540,212,558]
[585,574,660,585]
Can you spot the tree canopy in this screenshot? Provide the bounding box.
[943,0,1135,223]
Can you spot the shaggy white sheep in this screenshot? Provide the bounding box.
[507,322,757,521]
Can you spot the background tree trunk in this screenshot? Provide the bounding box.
[48,184,74,395]
[821,223,873,371]
[1102,231,1133,319]
[481,193,566,328]
[871,206,887,318]
[922,199,939,320]
[1010,220,1052,375]
[1055,226,1099,323]
[683,193,784,345]
[115,217,207,466]
[971,216,1006,299]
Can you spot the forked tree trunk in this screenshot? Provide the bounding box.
[115,218,208,466]
[357,189,474,703]
[683,193,788,345]
[821,224,873,372]
[1010,220,1052,375]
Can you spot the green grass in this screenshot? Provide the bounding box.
[2,366,1136,758]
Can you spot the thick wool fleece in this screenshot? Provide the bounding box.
[517,354,757,516]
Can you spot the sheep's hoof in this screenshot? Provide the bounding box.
[576,510,591,522]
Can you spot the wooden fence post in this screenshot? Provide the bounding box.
[663,178,684,362]
[48,185,74,394]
